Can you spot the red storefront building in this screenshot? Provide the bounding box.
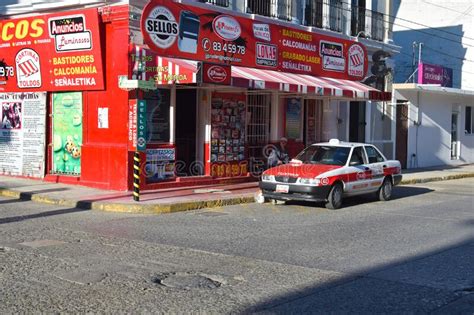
[0,1,389,191]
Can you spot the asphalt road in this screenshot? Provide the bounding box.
[0,178,473,313]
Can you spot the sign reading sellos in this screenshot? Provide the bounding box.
[141,0,367,80]
[0,8,104,92]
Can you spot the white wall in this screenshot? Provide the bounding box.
[393,0,473,90]
[395,89,474,168]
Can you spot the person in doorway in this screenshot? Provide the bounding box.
[267,137,290,168]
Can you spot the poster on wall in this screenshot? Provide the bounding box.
[285,98,302,140]
[210,92,247,177]
[0,92,46,177]
[145,148,175,183]
[52,92,82,175]
[0,8,104,92]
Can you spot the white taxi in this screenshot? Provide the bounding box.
[257,139,402,209]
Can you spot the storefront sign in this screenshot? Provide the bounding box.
[128,99,138,151]
[418,62,453,87]
[51,92,82,175]
[0,92,46,178]
[200,62,231,85]
[137,100,147,151]
[0,8,104,92]
[141,0,367,80]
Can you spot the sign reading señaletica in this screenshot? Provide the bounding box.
[141,0,367,80]
[0,8,104,92]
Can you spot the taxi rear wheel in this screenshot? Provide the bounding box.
[325,183,343,210]
[378,177,393,201]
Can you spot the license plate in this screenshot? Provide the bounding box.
[275,184,289,193]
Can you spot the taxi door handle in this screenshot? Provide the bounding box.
[383,165,387,168]
[364,167,370,171]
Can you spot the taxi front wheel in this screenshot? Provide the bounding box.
[378,177,393,201]
[325,183,343,210]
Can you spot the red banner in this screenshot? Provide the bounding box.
[0,8,104,92]
[141,0,367,81]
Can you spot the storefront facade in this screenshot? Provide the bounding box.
[0,1,389,191]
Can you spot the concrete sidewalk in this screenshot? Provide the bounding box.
[0,164,473,214]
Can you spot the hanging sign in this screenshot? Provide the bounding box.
[141,0,368,80]
[0,8,104,92]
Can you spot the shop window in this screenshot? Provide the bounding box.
[465,106,473,134]
[143,89,171,143]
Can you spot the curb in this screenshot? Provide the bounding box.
[1,173,473,214]
[0,188,256,214]
[399,173,474,185]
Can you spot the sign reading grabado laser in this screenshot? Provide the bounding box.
[141,0,367,80]
[0,8,104,92]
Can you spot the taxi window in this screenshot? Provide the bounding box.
[295,145,350,166]
[364,146,385,164]
[349,147,365,166]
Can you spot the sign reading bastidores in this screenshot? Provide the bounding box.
[141,0,367,80]
[0,8,104,92]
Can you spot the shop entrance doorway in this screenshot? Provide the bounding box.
[349,101,366,142]
[304,99,323,146]
[246,93,270,174]
[175,89,197,176]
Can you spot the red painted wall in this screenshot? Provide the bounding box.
[79,5,131,191]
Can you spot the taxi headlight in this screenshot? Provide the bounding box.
[299,178,321,185]
[262,174,275,182]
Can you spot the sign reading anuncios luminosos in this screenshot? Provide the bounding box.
[0,8,104,92]
[141,0,368,81]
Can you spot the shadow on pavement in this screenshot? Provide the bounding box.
[0,207,89,225]
[285,186,434,209]
[243,236,474,313]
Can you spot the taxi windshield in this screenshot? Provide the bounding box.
[294,145,350,166]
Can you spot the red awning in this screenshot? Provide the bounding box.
[149,56,390,101]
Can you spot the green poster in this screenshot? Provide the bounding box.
[52,92,83,175]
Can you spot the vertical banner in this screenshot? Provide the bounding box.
[0,92,46,177]
[137,100,147,151]
[285,98,302,140]
[52,92,82,175]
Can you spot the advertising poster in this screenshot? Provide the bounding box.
[145,148,175,183]
[418,62,453,87]
[52,92,82,175]
[0,92,46,177]
[141,0,367,80]
[285,98,302,140]
[210,92,247,177]
[0,8,104,92]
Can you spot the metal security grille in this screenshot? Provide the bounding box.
[247,0,292,21]
[246,94,270,173]
[199,0,230,7]
[305,0,343,32]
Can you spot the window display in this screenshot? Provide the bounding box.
[210,92,247,177]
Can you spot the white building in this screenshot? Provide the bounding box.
[392,0,474,168]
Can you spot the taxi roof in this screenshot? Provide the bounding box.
[311,139,371,148]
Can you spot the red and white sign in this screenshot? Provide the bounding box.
[141,0,368,80]
[201,62,231,85]
[348,44,365,78]
[0,8,104,92]
[16,49,42,88]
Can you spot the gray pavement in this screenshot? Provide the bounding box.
[0,164,473,213]
[0,177,473,313]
